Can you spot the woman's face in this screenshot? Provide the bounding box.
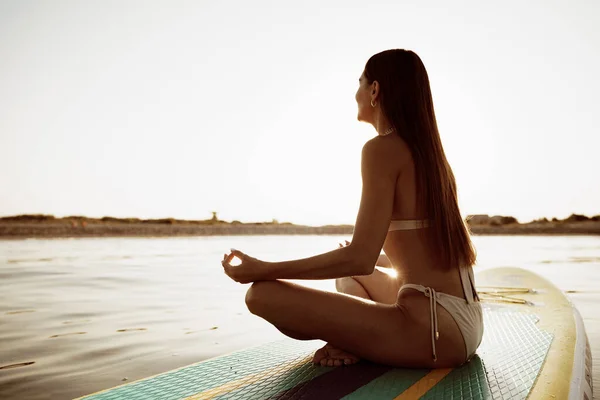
[355,72,376,124]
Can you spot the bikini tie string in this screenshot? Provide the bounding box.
[424,287,439,362]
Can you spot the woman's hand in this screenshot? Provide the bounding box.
[221,249,269,284]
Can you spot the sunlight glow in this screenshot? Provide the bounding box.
[377,267,398,278]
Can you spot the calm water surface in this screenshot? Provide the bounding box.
[0,235,598,399]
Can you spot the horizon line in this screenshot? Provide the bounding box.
[1,212,599,226]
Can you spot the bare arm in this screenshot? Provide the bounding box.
[341,240,392,269]
[262,138,397,280]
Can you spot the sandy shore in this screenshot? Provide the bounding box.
[0,221,354,238]
[1,219,599,239]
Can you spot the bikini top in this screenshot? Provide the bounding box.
[388,219,430,231]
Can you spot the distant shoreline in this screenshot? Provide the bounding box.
[1,214,599,238]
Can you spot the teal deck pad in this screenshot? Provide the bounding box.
[421,307,553,400]
[83,340,324,400]
[81,304,553,400]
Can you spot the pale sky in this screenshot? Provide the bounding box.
[1,0,599,225]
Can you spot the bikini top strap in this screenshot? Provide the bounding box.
[459,267,477,303]
[388,220,430,231]
[398,283,428,295]
[469,267,480,301]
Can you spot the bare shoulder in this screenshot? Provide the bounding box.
[361,135,411,171]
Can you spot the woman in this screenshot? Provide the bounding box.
[222,49,483,369]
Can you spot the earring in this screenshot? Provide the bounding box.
[370,100,376,107]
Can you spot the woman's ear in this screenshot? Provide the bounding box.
[371,80,380,99]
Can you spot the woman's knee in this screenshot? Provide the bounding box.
[335,276,371,299]
[245,281,272,314]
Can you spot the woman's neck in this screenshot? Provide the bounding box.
[374,115,394,136]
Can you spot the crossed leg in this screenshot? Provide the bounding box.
[273,267,400,327]
[336,267,402,304]
[244,269,429,368]
[312,268,402,365]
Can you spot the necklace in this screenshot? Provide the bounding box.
[379,126,395,136]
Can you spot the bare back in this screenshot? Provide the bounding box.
[380,135,466,300]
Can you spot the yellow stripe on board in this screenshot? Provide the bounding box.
[394,368,453,399]
[185,354,313,400]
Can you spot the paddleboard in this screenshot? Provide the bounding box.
[78,267,593,399]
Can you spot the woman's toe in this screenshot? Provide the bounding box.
[333,359,342,367]
[312,347,327,364]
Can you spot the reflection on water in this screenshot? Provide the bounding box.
[5,310,35,315]
[0,235,599,399]
[0,362,35,371]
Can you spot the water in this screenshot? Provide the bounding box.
[0,235,598,399]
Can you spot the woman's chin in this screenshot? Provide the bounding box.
[357,115,370,124]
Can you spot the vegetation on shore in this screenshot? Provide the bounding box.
[0,212,288,226]
[1,212,599,226]
[0,213,598,238]
[465,213,600,226]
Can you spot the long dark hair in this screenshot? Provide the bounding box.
[364,49,476,270]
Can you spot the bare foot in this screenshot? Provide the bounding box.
[312,343,360,367]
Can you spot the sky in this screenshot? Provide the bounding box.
[1,0,599,225]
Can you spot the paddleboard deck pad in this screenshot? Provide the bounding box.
[80,267,593,399]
